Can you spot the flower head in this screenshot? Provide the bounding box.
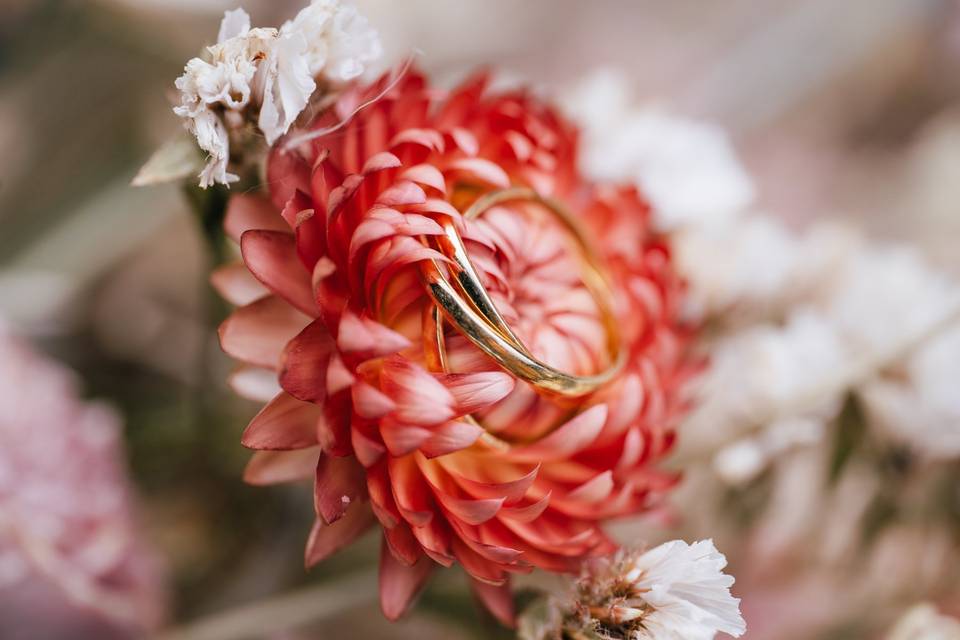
[556,540,745,640]
[0,323,165,634]
[172,2,381,187]
[215,69,696,623]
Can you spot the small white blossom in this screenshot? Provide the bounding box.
[171,2,382,186]
[173,10,274,187]
[282,0,382,82]
[257,0,382,144]
[574,540,745,640]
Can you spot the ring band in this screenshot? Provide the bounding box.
[420,187,624,398]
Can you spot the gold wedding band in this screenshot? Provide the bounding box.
[420,188,624,398]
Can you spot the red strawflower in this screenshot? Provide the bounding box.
[213,69,696,625]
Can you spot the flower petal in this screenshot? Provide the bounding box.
[219,296,309,369]
[210,263,269,306]
[507,405,608,462]
[225,193,288,242]
[379,539,433,621]
[244,447,320,485]
[241,230,316,315]
[304,504,375,568]
[279,319,334,403]
[242,392,321,450]
[470,578,515,627]
[315,454,365,524]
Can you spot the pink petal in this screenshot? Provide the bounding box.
[507,405,608,463]
[315,454,365,524]
[351,424,386,468]
[241,230,316,315]
[380,359,455,426]
[420,421,484,458]
[352,382,396,419]
[375,180,427,207]
[210,263,268,306]
[336,311,412,357]
[224,193,288,242]
[380,418,432,457]
[452,465,539,504]
[228,365,281,402]
[244,447,320,485]
[436,372,516,415]
[218,296,309,369]
[326,354,355,396]
[566,471,615,503]
[407,198,461,219]
[387,455,434,526]
[379,540,433,621]
[279,319,334,403]
[400,164,447,194]
[362,151,402,175]
[446,158,510,189]
[452,538,506,586]
[437,493,503,525]
[449,127,479,156]
[471,579,515,627]
[383,522,420,567]
[390,128,445,153]
[305,504,375,568]
[242,392,321,450]
[498,492,551,522]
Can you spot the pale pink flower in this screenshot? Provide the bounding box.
[0,323,165,637]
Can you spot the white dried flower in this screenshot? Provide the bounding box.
[281,0,382,82]
[570,540,745,640]
[675,218,856,322]
[887,604,960,640]
[171,2,382,186]
[860,323,960,459]
[682,311,846,455]
[821,246,960,358]
[563,70,755,232]
[173,9,274,187]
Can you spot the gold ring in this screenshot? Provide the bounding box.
[419,188,625,398]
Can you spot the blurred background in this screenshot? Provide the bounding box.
[1,0,959,638]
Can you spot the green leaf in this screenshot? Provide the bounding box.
[131,133,202,187]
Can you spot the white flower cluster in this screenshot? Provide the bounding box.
[578,540,746,640]
[563,69,960,479]
[173,1,381,188]
[562,70,754,233]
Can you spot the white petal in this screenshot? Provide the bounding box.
[218,8,251,43]
[257,32,316,145]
